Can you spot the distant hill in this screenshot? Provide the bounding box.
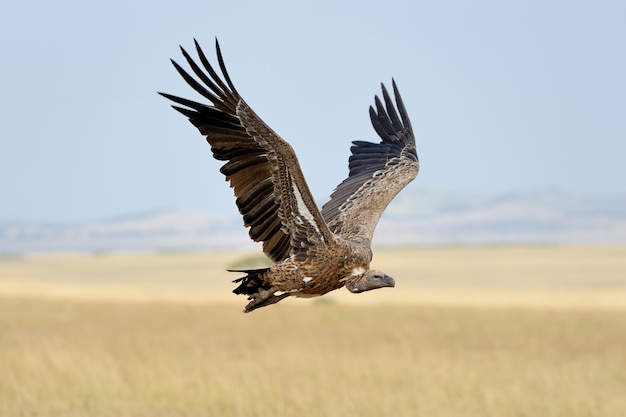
[1,190,625,254]
[376,190,626,245]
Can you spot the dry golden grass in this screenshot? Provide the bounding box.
[1,246,626,416]
[2,299,625,417]
[1,245,625,307]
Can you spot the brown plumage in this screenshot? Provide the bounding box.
[159,39,419,312]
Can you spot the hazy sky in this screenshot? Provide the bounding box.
[1,0,624,222]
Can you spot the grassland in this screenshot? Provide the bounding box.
[1,246,625,416]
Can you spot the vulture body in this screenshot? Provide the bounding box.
[160,40,419,312]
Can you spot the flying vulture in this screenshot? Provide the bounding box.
[159,39,419,312]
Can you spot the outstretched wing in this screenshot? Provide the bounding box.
[321,81,419,245]
[159,39,333,263]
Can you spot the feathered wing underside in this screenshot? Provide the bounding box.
[159,39,332,263]
[321,80,419,245]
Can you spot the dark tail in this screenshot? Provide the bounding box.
[229,268,272,296]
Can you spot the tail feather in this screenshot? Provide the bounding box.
[229,267,272,296]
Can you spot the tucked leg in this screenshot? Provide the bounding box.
[244,288,290,313]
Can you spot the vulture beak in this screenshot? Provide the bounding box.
[383,274,396,288]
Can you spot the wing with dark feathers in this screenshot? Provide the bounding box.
[159,39,333,263]
[321,80,419,245]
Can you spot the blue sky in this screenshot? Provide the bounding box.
[1,0,625,222]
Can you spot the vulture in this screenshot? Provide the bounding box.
[159,39,419,312]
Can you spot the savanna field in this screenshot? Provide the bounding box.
[1,246,625,416]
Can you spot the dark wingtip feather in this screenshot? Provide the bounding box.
[368,105,381,135]
[370,94,398,141]
[368,80,415,145]
[170,105,198,119]
[391,79,413,133]
[214,38,238,95]
[381,83,403,131]
[168,58,222,104]
[193,39,204,58]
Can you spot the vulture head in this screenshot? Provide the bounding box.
[346,270,395,294]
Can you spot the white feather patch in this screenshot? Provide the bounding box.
[351,267,365,276]
[291,182,321,234]
[303,277,313,283]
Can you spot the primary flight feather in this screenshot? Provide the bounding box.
[159,39,419,312]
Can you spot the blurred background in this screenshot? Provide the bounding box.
[2,3,626,415]
[1,0,625,253]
